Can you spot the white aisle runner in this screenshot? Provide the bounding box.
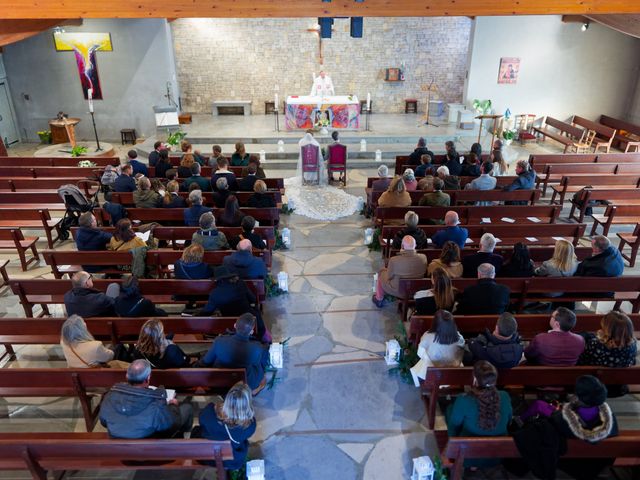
[284,177,360,221]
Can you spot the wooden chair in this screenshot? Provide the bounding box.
[327,143,347,186]
[571,129,596,154]
[617,223,640,267]
[301,144,320,186]
[0,228,39,271]
[515,113,536,145]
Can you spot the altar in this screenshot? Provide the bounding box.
[285,95,360,131]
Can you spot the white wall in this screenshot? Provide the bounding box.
[465,16,640,123]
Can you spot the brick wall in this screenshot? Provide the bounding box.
[171,17,471,114]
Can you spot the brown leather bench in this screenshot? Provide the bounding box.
[573,114,617,153]
[0,433,233,480]
[0,209,62,249]
[532,116,584,153]
[0,228,39,271]
[0,156,119,167]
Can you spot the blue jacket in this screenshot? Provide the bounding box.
[130,159,148,177]
[575,246,624,277]
[222,250,267,279]
[76,227,112,251]
[174,260,214,279]
[114,175,136,193]
[183,205,212,226]
[504,169,536,191]
[431,225,469,249]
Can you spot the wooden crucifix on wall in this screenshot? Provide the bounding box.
[306,26,325,65]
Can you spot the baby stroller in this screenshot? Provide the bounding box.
[57,183,100,240]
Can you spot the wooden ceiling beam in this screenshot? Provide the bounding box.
[0,0,639,19]
[0,19,82,47]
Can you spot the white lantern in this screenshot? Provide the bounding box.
[372,273,378,293]
[281,228,291,248]
[260,150,266,163]
[246,459,265,480]
[364,227,374,245]
[277,140,285,153]
[385,339,401,366]
[375,149,382,162]
[360,139,367,152]
[287,198,295,210]
[411,456,435,480]
[277,271,289,292]
[269,343,283,369]
[357,197,365,211]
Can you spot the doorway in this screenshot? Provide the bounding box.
[0,81,18,146]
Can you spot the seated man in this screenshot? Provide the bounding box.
[436,165,460,190]
[465,162,497,191]
[462,233,503,277]
[211,156,238,191]
[222,239,267,279]
[419,177,450,208]
[99,359,193,438]
[238,163,259,192]
[64,271,118,318]
[524,307,584,366]
[456,263,511,315]
[183,189,212,227]
[113,164,136,192]
[391,211,428,250]
[575,235,624,277]
[503,159,536,205]
[408,137,435,166]
[127,150,148,177]
[229,215,267,250]
[431,211,469,249]
[133,177,161,208]
[415,154,436,178]
[466,312,523,368]
[207,145,225,167]
[147,141,163,167]
[192,212,229,251]
[241,158,266,179]
[372,165,391,192]
[181,163,211,192]
[197,313,269,395]
[75,212,112,273]
[372,236,428,308]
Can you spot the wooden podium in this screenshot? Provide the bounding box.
[475,114,503,148]
[49,117,81,144]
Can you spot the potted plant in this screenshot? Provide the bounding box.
[166,130,187,149]
[37,130,51,144]
[502,129,516,145]
[472,99,492,115]
[71,145,89,157]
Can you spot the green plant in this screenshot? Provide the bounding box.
[37,130,51,144]
[387,321,419,384]
[265,274,288,298]
[166,130,186,147]
[434,456,448,480]
[502,129,516,141]
[367,227,382,252]
[71,145,88,157]
[280,204,296,215]
[472,99,492,115]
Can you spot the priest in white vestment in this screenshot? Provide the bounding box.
[310,71,335,97]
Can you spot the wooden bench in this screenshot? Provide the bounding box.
[0,368,245,431]
[0,156,119,167]
[375,205,561,230]
[422,365,640,429]
[596,152,640,163]
[0,433,232,480]
[394,154,490,176]
[617,223,640,267]
[536,163,617,196]
[442,432,640,480]
[528,153,597,170]
[9,278,266,317]
[0,228,39,271]
[110,190,282,208]
[550,174,640,205]
[0,166,103,179]
[573,115,617,153]
[591,204,640,236]
[599,114,640,151]
[0,316,238,362]
[369,189,541,208]
[95,206,280,227]
[532,116,584,153]
[0,178,99,195]
[212,100,251,115]
[569,189,640,224]
[0,209,62,249]
[366,176,516,189]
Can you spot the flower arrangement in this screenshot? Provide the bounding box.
[166,130,186,147]
[77,159,97,167]
[71,145,89,158]
[472,99,492,115]
[37,130,51,144]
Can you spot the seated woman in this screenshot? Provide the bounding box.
[378,176,411,208]
[192,212,230,251]
[114,275,167,317]
[131,319,190,368]
[579,311,637,368]
[491,150,508,176]
[218,195,245,227]
[154,149,172,179]
[181,140,205,166]
[162,180,187,208]
[178,153,195,179]
[410,309,465,386]
[414,268,458,315]
[231,142,251,167]
[499,242,534,277]
[447,361,512,466]
[469,142,482,158]
[133,176,161,208]
[460,153,481,177]
[534,239,577,297]
[184,190,212,227]
[60,314,117,368]
[174,243,213,280]
[248,180,276,208]
[212,177,231,209]
[108,218,147,251]
[403,168,418,192]
[427,241,463,278]
[194,382,256,470]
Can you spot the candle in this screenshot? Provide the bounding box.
[275,93,278,108]
[366,92,371,110]
[88,88,94,113]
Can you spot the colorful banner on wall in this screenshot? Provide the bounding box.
[498,57,520,85]
[54,32,113,100]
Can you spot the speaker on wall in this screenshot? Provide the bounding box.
[350,17,363,38]
[318,17,334,38]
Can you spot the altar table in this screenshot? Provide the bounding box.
[285,95,360,130]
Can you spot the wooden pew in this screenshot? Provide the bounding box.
[599,114,640,151]
[0,433,232,480]
[0,368,245,431]
[596,152,640,163]
[0,178,99,195]
[0,228,39,271]
[394,154,491,176]
[442,432,640,480]
[9,278,266,317]
[591,204,640,236]
[408,313,640,345]
[573,115,617,153]
[397,276,640,321]
[0,209,62,249]
[570,189,640,223]
[0,156,119,167]
[536,163,617,195]
[374,205,561,230]
[366,176,516,189]
[0,316,237,362]
[109,190,282,208]
[617,223,640,267]
[528,153,598,170]
[369,189,541,208]
[95,206,280,227]
[422,365,640,429]
[532,116,584,152]
[550,174,640,205]
[0,166,103,179]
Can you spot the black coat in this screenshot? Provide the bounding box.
[115,295,167,317]
[462,251,504,277]
[467,329,523,368]
[64,287,116,318]
[391,226,429,250]
[456,278,511,315]
[575,246,624,277]
[409,147,435,166]
[238,175,258,192]
[248,193,275,208]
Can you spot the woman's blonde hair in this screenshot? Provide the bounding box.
[181,154,195,168]
[431,267,456,310]
[215,382,255,428]
[61,314,94,345]
[163,180,180,205]
[180,140,192,153]
[181,243,204,263]
[254,179,267,194]
[136,319,169,358]
[550,239,576,273]
[235,142,246,156]
[598,311,634,348]
[387,176,406,194]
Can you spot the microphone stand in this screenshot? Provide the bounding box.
[89,110,102,151]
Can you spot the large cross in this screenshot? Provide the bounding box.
[306,26,325,65]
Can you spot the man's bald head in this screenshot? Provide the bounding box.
[401,235,416,251]
[444,211,459,227]
[71,271,91,288]
[127,359,152,385]
[238,239,252,252]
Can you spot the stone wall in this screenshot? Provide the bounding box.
[171,17,471,114]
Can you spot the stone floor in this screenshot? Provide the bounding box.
[0,140,639,479]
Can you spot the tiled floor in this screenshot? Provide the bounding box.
[0,137,638,479]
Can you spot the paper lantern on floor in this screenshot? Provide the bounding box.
[375,149,382,162]
[372,272,378,293]
[281,228,291,248]
[277,271,289,292]
[277,140,285,153]
[260,150,266,163]
[360,139,367,152]
[385,339,401,366]
[411,456,434,480]
[246,459,265,480]
[364,227,374,245]
[269,343,283,369]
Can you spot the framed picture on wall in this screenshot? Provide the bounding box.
[498,57,520,84]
